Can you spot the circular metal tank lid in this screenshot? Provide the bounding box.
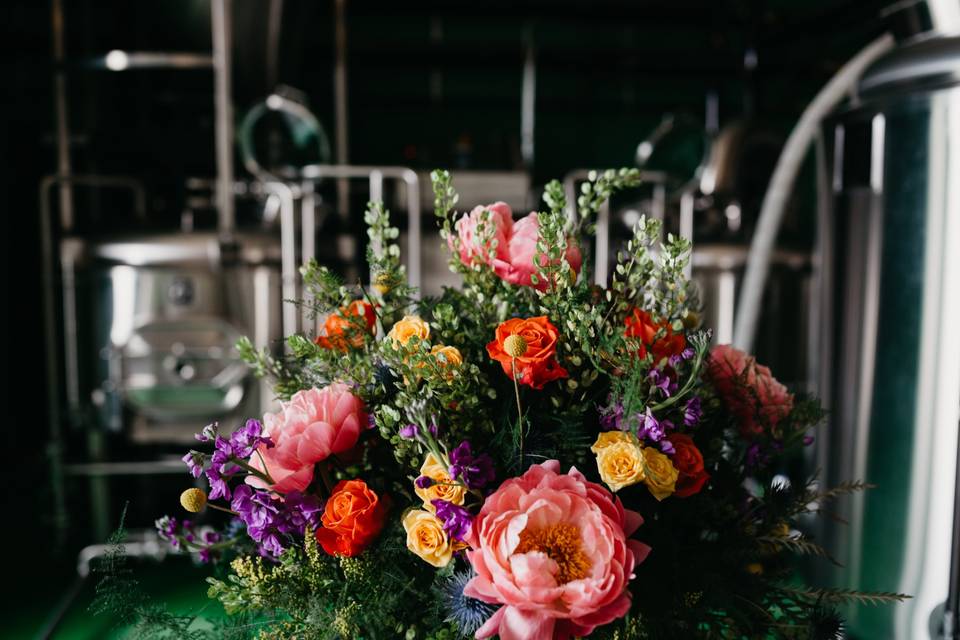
[63,231,281,267]
[858,35,960,98]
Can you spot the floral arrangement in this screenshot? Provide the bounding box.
[95,169,906,639]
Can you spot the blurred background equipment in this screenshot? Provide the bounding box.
[13,0,960,637]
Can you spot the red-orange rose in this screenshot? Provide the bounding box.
[315,300,377,351]
[667,433,710,498]
[624,308,687,363]
[315,479,388,557]
[486,316,569,389]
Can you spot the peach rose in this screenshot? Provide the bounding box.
[247,384,369,494]
[388,315,431,346]
[465,460,650,640]
[706,344,794,437]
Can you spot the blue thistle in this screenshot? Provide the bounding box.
[439,569,498,635]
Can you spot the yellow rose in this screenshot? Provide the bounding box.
[430,344,463,368]
[641,447,679,501]
[402,509,465,567]
[414,452,466,510]
[591,431,645,492]
[388,315,430,346]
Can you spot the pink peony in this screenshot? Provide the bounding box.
[452,203,582,291]
[464,460,650,640]
[451,201,514,268]
[247,384,368,493]
[706,344,794,437]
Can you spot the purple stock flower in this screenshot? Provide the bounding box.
[803,435,815,446]
[649,368,678,397]
[230,484,321,558]
[182,451,205,478]
[448,441,495,490]
[683,397,703,427]
[428,420,439,437]
[206,465,230,500]
[659,439,676,455]
[399,424,420,439]
[432,499,473,542]
[229,419,274,459]
[668,347,695,369]
[415,475,435,489]
[599,402,625,431]
[637,408,667,443]
[195,422,218,443]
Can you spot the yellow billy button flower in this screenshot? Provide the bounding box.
[591,431,645,492]
[402,509,466,567]
[502,334,528,358]
[388,315,430,346]
[415,452,467,510]
[180,488,207,513]
[641,447,679,501]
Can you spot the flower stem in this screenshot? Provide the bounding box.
[318,463,335,494]
[511,357,524,467]
[208,503,240,516]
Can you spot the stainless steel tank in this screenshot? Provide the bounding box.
[817,34,960,639]
[61,231,283,443]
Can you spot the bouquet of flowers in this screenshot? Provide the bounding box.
[96,169,905,639]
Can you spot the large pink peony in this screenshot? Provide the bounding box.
[464,460,650,640]
[247,384,368,493]
[452,203,582,291]
[706,344,794,437]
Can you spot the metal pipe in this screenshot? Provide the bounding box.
[521,27,536,169]
[268,181,299,341]
[298,165,422,292]
[82,51,213,70]
[301,180,316,331]
[51,0,73,230]
[212,0,236,240]
[594,200,609,285]
[333,0,350,220]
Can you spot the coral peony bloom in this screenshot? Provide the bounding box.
[465,460,650,640]
[316,479,388,557]
[315,300,377,351]
[452,202,581,291]
[666,433,710,498]
[706,344,794,437]
[247,384,369,494]
[487,316,569,389]
[624,308,686,363]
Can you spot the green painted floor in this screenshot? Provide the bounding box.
[9,559,224,639]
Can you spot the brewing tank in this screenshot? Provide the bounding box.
[817,34,960,639]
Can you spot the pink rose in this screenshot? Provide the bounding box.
[247,384,368,493]
[706,344,794,437]
[452,203,582,291]
[465,460,650,640]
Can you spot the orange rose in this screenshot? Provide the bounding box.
[624,308,686,363]
[315,479,388,557]
[486,316,568,389]
[316,300,377,351]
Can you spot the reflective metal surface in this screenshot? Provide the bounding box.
[818,35,960,640]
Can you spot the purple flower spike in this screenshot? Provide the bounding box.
[600,402,625,432]
[649,368,677,398]
[415,475,435,489]
[637,408,665,443]
[195,422,218,442]
[399,424,420,439]
[448,441,495,490]
[432,499,473,542]
[229,419,274,459]
[659,439,676,455]
[182,451,205,478]
[683,397,703,427]
[803,435,815,446]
